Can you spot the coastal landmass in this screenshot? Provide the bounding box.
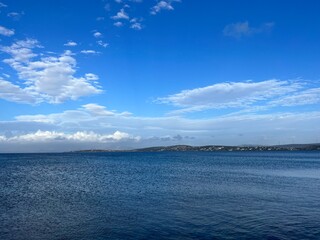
[72,143,320,153]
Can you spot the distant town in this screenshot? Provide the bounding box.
[73,143,320,153]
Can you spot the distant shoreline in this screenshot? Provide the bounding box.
[1,144,319,154]
[71,143,320,153]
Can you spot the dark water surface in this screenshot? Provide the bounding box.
[1,151,320,239]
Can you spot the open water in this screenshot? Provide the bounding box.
[1,151,320,239]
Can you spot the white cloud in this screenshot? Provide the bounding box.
[270,88,320,107]
[150,0,180,15]
[131,22,142,30]
[111,8,129,20]
[0,25,15,36]
[0,78,37,103]
[64,41,77,47]
[7,104,320,150]
[93,31,102,38]
[130,18,143,30]
[15,114,57,123]
[1,38,40,61]
[80,50,100,54]
[1,130,138,143]
[15,103,132,123]
[82,103,116,116]
[0,2,7,7]
[97,40,109,48]
[0,39,102,104]
[114,21,123,27]
[223,21,274,39]
[157,80,301,113]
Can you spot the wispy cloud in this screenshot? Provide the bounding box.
[0,39,102,104]
[97,40,109,48]
[96,17,105,21]
[82,103,117,116]
[0,2,7,8]
[7,12,24,20]
[80,50,100,54]
[64,41,78,47]
[223,21,274,39]
[0,25,14,36]
[156,80,301,114]
[15,103,133,123]
[2,73,10,78]
[270,88,320,107]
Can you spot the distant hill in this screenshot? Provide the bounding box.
[72,143,320,153]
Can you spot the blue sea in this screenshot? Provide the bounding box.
[1,151,320,240]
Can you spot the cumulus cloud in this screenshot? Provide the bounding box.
[223,21,274,39]
[114,21,123,27]
[131,22,142,30]
[130,18,143,30]
[111,8,129,20]
[0,39,102,104]
[93,31,102,38]
[0,78,36,103]
[0,130,139,143]
[157,80,301,114]
[150,0,181,15]
[109,0,178,29]
[0,25,15,36]
[64,41,77,47]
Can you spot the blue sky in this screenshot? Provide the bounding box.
[0,0,320,152]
